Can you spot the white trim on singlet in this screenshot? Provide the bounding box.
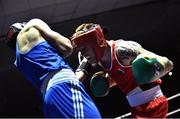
[126,85,163,107]
[41,68,77,94]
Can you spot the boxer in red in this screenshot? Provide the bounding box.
[71,23,173,118]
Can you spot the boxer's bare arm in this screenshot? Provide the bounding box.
[115,40,145,66]
[18,18,73,58]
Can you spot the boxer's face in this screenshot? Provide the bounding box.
[77,45,97,64]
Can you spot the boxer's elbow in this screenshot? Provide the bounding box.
[160,57,174,77]
[166,59,173,72]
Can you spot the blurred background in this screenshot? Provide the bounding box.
[0,0,179,118]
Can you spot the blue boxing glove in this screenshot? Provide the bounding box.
[90,71,109,97]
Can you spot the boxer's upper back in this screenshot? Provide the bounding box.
[17,27,45,53]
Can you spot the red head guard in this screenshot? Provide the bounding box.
[71,24,108,62]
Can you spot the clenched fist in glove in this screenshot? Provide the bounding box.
[90,71,110,97]
[132,52,173,84]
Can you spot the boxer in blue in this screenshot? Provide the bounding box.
[6,18,101,118]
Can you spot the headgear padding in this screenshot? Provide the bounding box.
[71,23,107,62]
[6,22,26,50]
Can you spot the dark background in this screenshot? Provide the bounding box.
[0,0,180,118]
